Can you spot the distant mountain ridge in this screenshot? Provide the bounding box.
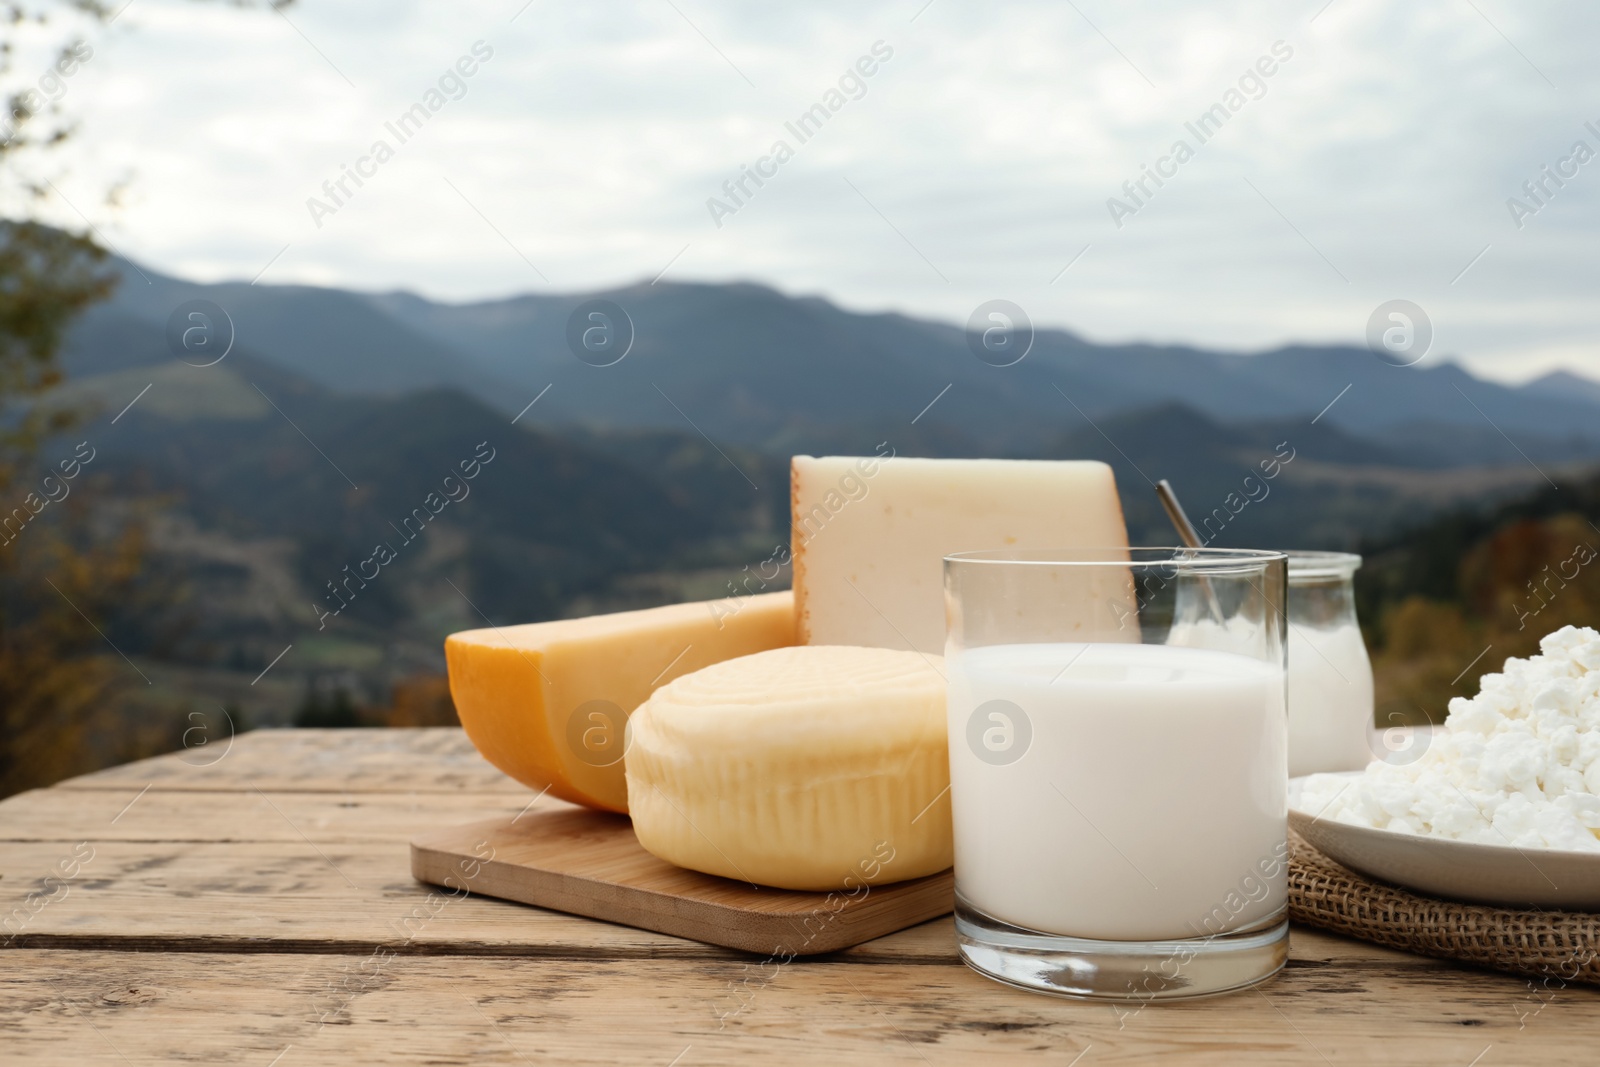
[52,302,1579,738]
[1523,369,1600,408]
[42,242,1600,772]
[73,255,1600,467]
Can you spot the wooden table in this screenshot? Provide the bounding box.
[3,729,1597,1064]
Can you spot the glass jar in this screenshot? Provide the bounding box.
[1284,551,1374,777]
[1166,550,1375,777]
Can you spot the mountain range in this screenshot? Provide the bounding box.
[38,250,1600,736]
[80,257,1600,464]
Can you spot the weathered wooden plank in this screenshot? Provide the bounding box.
[0,832,1461,968]
[4,947,1593,1065]
[55,728,522,794]
[0,836,959,960]
[12,728,1589,1063]
[0,837,717,958]
[6,733,1563,972]
[0,783,551,844]
[0,774,953,962]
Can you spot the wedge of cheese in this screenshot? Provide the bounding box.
[792,456,1130,653]
[626,645,951,891]
[445,591,795,812]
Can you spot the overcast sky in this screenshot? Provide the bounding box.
[12,0,1600,381]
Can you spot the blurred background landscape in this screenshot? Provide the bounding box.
[4,1,1599,795]
[12,247,1600,795]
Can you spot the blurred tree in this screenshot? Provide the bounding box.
[1459,514,1600,645]
[0,219,134,795]
[1363,501,1600,731]
[0,0,287,797]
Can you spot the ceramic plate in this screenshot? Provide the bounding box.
[1288,772,1600,910]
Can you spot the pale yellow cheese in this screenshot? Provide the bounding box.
[445,591,796,812]
[625,645,951,891]
[792,455,1131,653]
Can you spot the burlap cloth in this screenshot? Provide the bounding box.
[1288,830,1600,985]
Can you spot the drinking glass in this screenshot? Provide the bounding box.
[945,547,1289,1000]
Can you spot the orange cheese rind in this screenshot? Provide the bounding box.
[445,591,796,812]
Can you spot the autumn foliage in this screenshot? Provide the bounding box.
[0,221,154,795]
[1363,500,1600,732]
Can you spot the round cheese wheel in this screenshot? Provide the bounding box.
[624,645,952,891]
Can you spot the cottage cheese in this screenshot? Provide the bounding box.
[1299,626,1600,853]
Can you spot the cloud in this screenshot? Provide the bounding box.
[23,0,1600,381]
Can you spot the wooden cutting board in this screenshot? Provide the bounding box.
[410,807,954,956]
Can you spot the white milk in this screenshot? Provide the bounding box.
[948,642,1287,941]
[1287,623,1374,777]
[1168,617,1373,778]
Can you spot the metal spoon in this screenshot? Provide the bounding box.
[1155,479,1226,624]
[1156,479,1204,549]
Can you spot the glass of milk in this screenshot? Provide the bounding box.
[945,547,1289,1000]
